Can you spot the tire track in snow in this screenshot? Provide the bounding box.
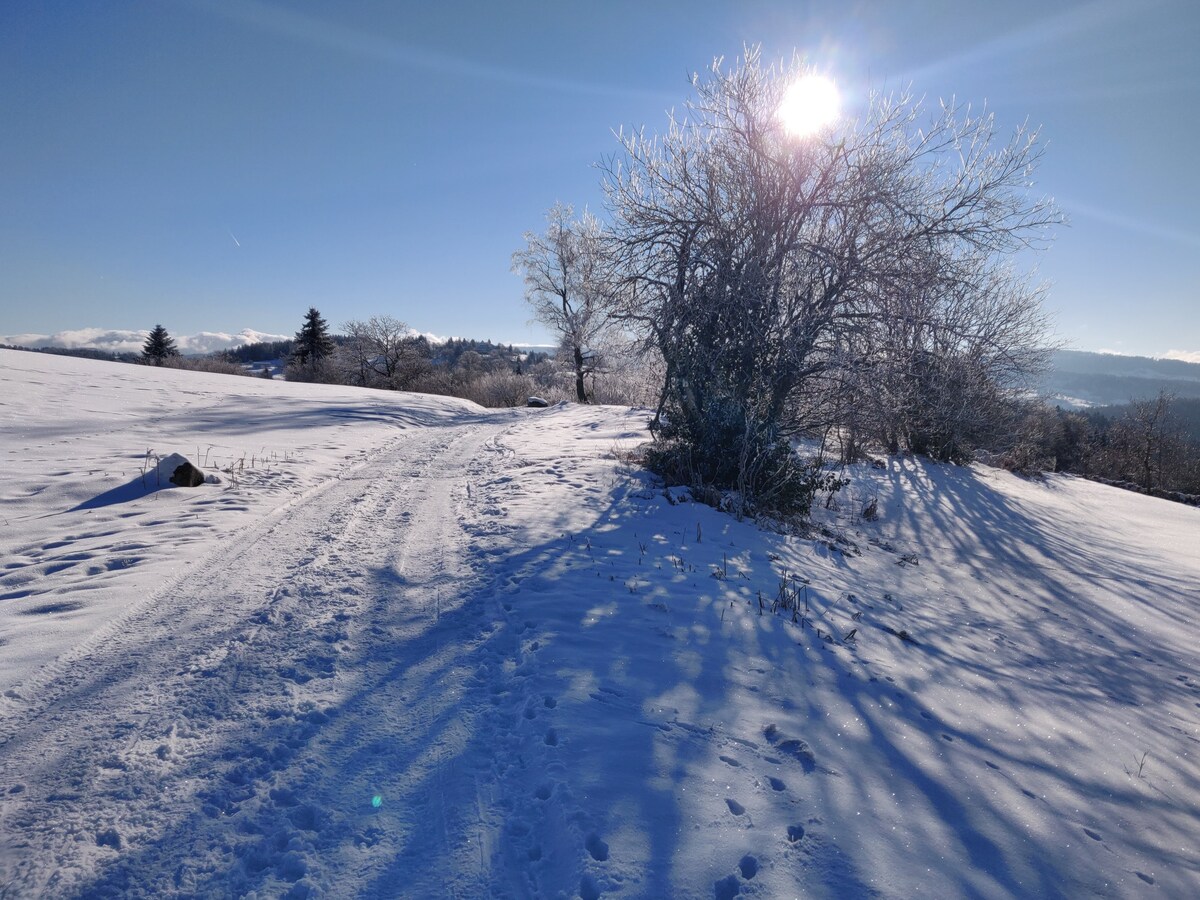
[0,414,524,897]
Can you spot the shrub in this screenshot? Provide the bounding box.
[164,356,256,377]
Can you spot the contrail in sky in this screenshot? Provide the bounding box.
[228,229,241,248]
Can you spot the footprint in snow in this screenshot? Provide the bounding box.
[96,828,123,850]
[786,823,805,843]
[719,755,741,767]
[714,874,741,899]
[763,724,816,773]
[1083,828,1102,842]
[579,873,601,900]
[288,804,323,832]
[768,776,787,792]
[725,798,746,816]
[585,832,609,861]
[738,855,758,879]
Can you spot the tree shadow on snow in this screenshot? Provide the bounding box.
[46,438,1200,899]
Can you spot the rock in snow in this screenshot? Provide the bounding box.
[153,453,206,487]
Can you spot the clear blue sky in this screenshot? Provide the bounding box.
[3,0,1197,358]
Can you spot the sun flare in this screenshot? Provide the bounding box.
[778,74,840,137]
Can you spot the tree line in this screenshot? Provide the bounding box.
[1003,392,1200,499]
[276,308,644,408]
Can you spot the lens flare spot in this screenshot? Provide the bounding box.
[371,794,383,808]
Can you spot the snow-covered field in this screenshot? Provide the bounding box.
[1,347,1198,898]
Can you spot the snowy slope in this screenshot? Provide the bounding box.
[1,348,1198,898]
[0,349,479,697]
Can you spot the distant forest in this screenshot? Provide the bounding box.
[1085,397,1200,443]
[0,344,141,364]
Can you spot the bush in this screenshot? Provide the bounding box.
[283,357,341,384]
[644,401,843,518]
[164,356,256,377]
[463,372,537,408]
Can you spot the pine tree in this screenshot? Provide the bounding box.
[292,307,334,367]
[142,324,179,366]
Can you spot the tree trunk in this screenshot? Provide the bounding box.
[574,344,588,403]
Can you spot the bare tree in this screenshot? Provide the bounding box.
[513,203,616,403]
[601,47,1058,509]
[1103,391,1187,491]
[851,259,1054,460]
[340,316,422,389]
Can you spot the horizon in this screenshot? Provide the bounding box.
[3,2,1198,359]
[3,325,1200,366]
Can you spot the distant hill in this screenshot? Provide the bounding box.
[1040,350,1200,409]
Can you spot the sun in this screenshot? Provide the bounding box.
[778,74,840,137]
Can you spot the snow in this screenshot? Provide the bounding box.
[1,346,1198,898]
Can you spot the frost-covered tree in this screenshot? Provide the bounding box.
[602,47,1058,510]
[142,324,179,366]
[340,316,429,389]
[1103,391,1186,492]
[341,315,395,386]
[513,203,616,403]
[847,258,1053,461]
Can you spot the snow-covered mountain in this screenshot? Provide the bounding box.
[0,327,292,356]
[2,326,454,356]
[1,348,1197,897]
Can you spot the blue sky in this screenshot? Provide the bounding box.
[2,0,1197,358]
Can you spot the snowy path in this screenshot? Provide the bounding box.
[0,416,519,897]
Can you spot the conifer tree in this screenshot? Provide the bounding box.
[142,324,179,366]
[292,307,334,367]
